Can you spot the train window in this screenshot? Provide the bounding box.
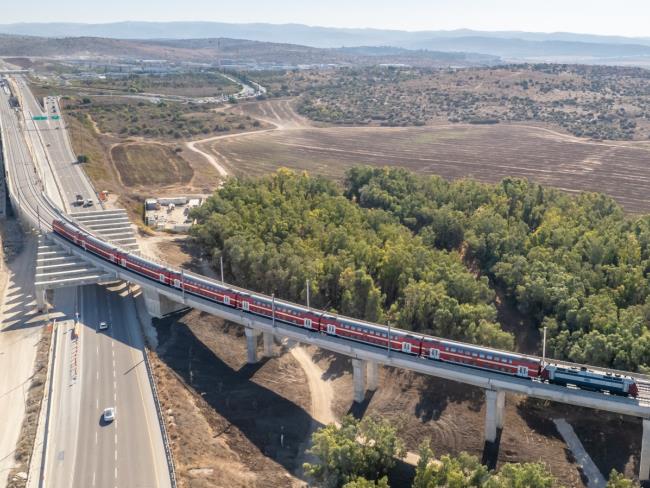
[487,355,492,360]
[479,353,485,359]
[451,347,456,353]
[472,352,477,357]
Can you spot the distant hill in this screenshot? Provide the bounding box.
[1,22,650,66]
[0,35,498,68]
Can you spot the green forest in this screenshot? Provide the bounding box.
[191,167,650,372]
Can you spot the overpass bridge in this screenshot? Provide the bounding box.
[3,73,650,484]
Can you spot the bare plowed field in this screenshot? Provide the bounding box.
[111,142,193,188]
[206,123,650,213]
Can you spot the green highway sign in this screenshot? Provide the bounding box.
[32,116,47,121]
[50,115,60,120]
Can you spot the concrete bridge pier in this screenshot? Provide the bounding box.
[352,359,381,402]
[352,359,366,403]
[263,331,274,358]
[143,289,184,318]
[367,360,379,391]
[245,328,259,364]
[640,419,650,481]
[35,287,47,312]
[485,389,505,443]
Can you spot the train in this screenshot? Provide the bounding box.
[52,218,639,398]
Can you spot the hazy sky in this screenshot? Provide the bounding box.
[5,0,650,38]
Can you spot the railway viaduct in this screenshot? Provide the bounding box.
[3,72,650,484]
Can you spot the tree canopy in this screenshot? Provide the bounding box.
[192,165,650,371]
[345,166,650,372]
[191,168,511,348]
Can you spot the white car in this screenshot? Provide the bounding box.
[98,321,109,331]
[103,407,115,423]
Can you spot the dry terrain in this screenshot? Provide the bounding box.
[111,143,193,188]
[205,100,650,213]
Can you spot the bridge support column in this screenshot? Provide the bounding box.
[485,389,505,443]
[640,419,650,481]
[263,332,274,358]
[35,287,47,312]
[352,359,366,403]
[245,328,259,364]
[143,289,184,318]
[367,361,379,391]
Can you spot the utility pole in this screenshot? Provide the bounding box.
[387,322,391,357]
[181,269,185,302]
[220,255,224,283]
[542,326,547,365]
[272,293,276,328]
[306,279,310,309]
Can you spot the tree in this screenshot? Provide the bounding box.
[606,470,637,488]
[413,442,554,488]
[343,477,390,488]
[304,415,405,487]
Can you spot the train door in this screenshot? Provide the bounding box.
[326,324,336,335]
[304,318,313,329]
[429,348,440,360]
[159,273,166,284]
[402,342,412,354]
[517,365,529,377]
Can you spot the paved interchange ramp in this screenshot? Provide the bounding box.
[70,209,139,252]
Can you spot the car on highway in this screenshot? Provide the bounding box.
[103,407,115,423]
[83,199,94,207]
[98,321,109,331]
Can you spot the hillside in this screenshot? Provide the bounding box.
[0,34,498,67]
[1,22,650,65]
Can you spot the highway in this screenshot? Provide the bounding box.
[46,284,170,488]
[0,72,172,488]
[11,76,97,211]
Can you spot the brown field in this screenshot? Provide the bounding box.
[111,142,193,188]
[205,121,650,213]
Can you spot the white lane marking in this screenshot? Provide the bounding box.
[114,467,117,479]
[113,391,116,402]
[96,371,99,381]
[96,398,98,409]
[114,449,117,461]
[92,471,96,486]
[96,346,99,356]
[95,431,98,444]
[112,348,115,357]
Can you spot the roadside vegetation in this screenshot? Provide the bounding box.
[192,167,650,372]
[258,64,650,140]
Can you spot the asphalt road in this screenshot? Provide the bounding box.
[46,284,170,488]
[12,77,97,213]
